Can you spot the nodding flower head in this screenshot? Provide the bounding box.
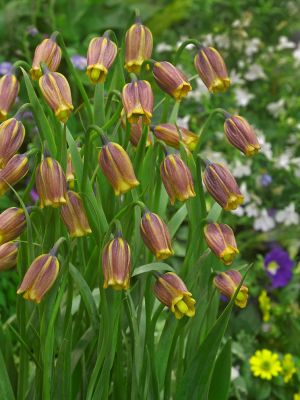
[214,269,248,308]
[61,191,92,237]
[30,36,62,80]
[0,118,25,168]
[122,80,154,125]
[0,207,26,245]
[0,73,19,121]
[204,223,239,265]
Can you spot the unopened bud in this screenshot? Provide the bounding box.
[30,36,62,80]
[140,211,174,260]
[161,154,195,204]
[35,157,67,208]
[61,191,91,237]
[203,162,244,211]
[0,242,18,271]
[0,154,29,196]
[0,207,26,245]
[0,74,19,121]
[122,80,153,125]
[0,118,25,168]
[204,223,239,265]
[153,61,192,101]
[102,235,131,290]
[153,123,198,151]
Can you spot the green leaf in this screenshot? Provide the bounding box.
[0,347,15,400]
[21,68,57,157]
[208,339,232,400]
[132,263,175,277]
[69,264,100,331]
[167,204,187,238]
[176,264,252,400]
[207,202,222,222]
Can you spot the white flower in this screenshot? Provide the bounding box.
[232,160,251,178]
[292,45,300,66]
[176,36,195,50]
[276,149,294,170]
[240,182,250,203]
[257,133,273,160]
[188,78,209,100]
[214,33,230,50]
[202,150,227,166]
[245,203,259,218]
[276,36,295,50]
[234,87,254,107]
[275,203,300,226]
[245,38,261,57]
[230,69,244,85]
[176,115,190,129]
[253,209,275,232]
[231,207,244,217]
[244,64,266,81]
[231,366,240,381]
[266,99,285,118]
[156,43,173,53]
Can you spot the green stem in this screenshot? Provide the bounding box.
[174,39,200,64]
[94,83,105,126]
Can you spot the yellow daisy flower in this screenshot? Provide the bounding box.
[250,349,282,380]
[282,354,296,383]
[258,290,271,322]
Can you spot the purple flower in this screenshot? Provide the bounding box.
[30,188,39,203]
[71,55,87,71]
[0,62,13,76]
[260,173,272,187]
[264,246,294,288]
[27,26,39,36]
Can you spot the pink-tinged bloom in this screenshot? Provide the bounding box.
[214,269,248,308]
[0,118,25,168]
[203,162,244,211]
[224,115,261,156]
[30,36,62,80]
[0,74,19,121]
[87,36,118,84]
[204,223,239,265]
[153,61,192,101]
[153,123,198,151]
[17,253,59,303]
[35,157,67,208]
[0,242,18,271]
[61,191,91,237]
[122,80,153,124]
[154,272,196,319]
[160,154,195,204]
[194,46,230,93]
[39,72,73,123]
[0,154,29,196]
[140,211,174,260]
[102,235,131,290]
[98,141,139,196]
[0,207,26,245]
[124,22,153,73]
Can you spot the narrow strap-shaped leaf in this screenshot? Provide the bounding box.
[167,204,187,238]
[208,339,232,400]
[21,68,57,157]
[0,346,15,400]
[69,264,100,331]
[132,262,175,277]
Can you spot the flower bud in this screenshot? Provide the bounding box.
[160,154,195,204]
[17,253,59,303]
[213,270,248,308]
[102,235,131,290]
[224,115,261,156]
[0,242,18,271]
[39,72,73,123]
[0,207,26,245]
[87,36,118,84]
[30,36,62,80]
[203,162,244,211]
[194,47,230,93]
[124,22,153,73]
[66,152,75,188]
[204,223,239,265]
[140,211,174,260]
[122,80,153,125]
[98,141,139,196]
[61,191,91,237]
[154,272,196,319]
[0,74,20,121]
[35,157,67,208]
[0,118,25,168]
[153,61,192,101]
[0,154,29,196]
[153,123,199,151]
